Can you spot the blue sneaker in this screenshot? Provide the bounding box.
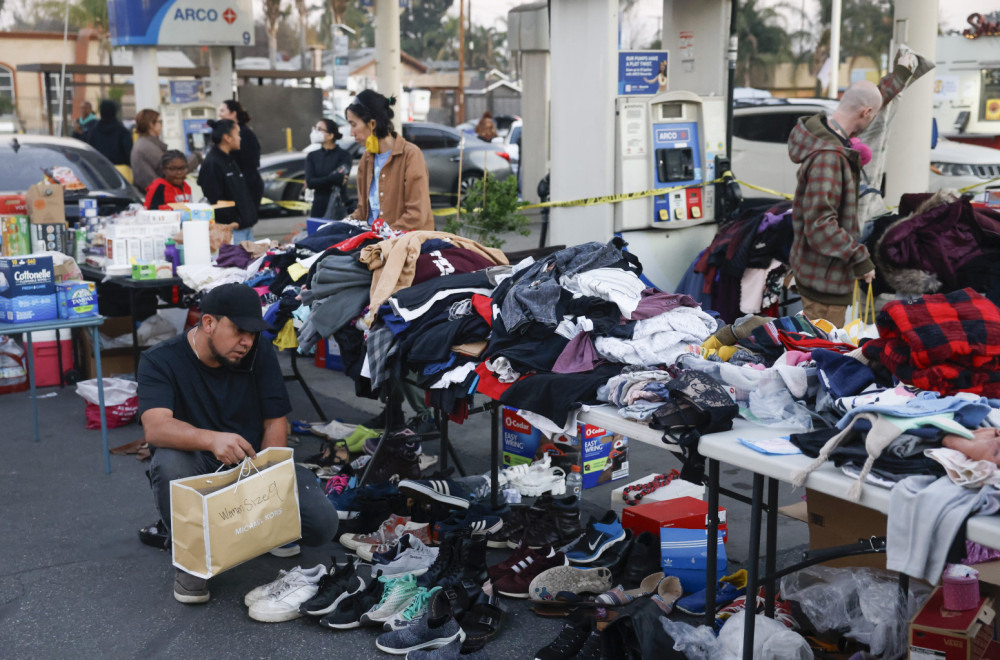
[328,480,399,518]
[675,568,748,616]
[565,512,626,564]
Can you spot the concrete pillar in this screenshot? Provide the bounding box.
[374,0,402,134]
[661,0,731,98]
[884,0,938,204]
[548,0,618,246]
[520,51,550,205]
[208,46,234,103]
[132,47,161,110]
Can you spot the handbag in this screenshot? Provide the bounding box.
[323,187,348,220]
[170,447,301,579]
[844,280,877,345]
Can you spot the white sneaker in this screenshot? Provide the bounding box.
[510,465,567,497]
[248,565,327,623]
[381,536,439,577]
[243,565,326,608]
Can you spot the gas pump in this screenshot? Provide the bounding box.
[615,91,727,231]
[160,102,215,156]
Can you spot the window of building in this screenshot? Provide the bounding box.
[0,66,14,114]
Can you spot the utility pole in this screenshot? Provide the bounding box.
[374,0,402,133]
[458,0,466,124]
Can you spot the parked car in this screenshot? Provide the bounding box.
[493,119,521,177]
[456,114,520,139]
[259,122,513,216]
[731,97,1000,201]
[0,135,141,220]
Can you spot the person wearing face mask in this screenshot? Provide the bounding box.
[345,89,433,232]
[197,119,258,241]
[305,119,353,219]
[787,62,916,327]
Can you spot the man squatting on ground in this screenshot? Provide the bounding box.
[138,283,339,604]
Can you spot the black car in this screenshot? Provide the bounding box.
[0,135,142,220]
[259,122,513,217]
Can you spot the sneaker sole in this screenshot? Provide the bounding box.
[302,585,360,616]
[529,566,612,599]
[567,532,626,564]
[496,588,530,599]
[174,590,210,604]
[487,539,513,549]
[381,567,430,577]
[375,629,465,654]
[248,606,305,623]
[398,481,470,509]
[322,619,363,629]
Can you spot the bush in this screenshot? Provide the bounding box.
[443,172,529,249]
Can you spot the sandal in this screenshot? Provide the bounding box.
[460,592,504,647]
[297,439,349,470]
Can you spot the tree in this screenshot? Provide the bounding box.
[263,0,290,69]
[735,0,796,87]
[294,0,309,69]
[811,0,894,94]
[399,0,455,62]
[466,25,508,72]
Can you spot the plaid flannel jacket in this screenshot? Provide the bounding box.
[861,288,1000,396]
[788,73,906,305]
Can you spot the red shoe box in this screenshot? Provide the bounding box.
[620,496,728,542]
[909,587,995,660]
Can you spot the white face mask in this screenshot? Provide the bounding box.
[309,129,325,144]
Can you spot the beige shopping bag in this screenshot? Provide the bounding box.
[170,447,301,579]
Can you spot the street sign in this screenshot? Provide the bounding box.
[618,51,670,96]
[108,0,255,47]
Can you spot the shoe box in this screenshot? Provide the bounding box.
[909,587,995,660]
[610,474,704,514]
[314,338,343,371]
[806,488,887,569]
[621,496,728,593]
[501,406,630,488]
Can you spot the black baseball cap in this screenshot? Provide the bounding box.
[199,283,273,333]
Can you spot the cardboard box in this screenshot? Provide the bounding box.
[131,263,156,280]
[502,407,547,467]
[580,424,629,489]
[0,255,57,323]
[79,315,135,378]
[910,587,995,660]
[30,222,66,254]
[0,194,27,215]
[806,488,887,569]
[56,281,98,319]
[621,496,728,541]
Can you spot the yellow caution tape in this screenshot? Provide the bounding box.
[276,200,311,212]
[958,176,1000,194]
[733,180,795,201]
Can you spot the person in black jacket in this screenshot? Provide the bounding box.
[218,100,263,209]
[197,119,258,241]
[305,118,353,219]
[84,100,133,167]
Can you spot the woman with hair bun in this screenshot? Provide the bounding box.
[196,119,258,241]
[218,99,263,209]
[345,89,433,232]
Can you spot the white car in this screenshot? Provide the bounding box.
[731,97,1000,201]
[492,119,521,177]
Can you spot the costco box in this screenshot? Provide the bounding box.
[0,255,57,323]
[807,488,887,569]
[910,588,995,660]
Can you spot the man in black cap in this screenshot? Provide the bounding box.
[138,283,338,604]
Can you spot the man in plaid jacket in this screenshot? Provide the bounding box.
[788,66,913,327]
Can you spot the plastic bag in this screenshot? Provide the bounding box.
[746,370,814,431]
[660,618,717,660]
[715,611,811,660]
[780,566,931,660]
[137,313,177,347]
[75,377,139,429]
[0,335,28,395]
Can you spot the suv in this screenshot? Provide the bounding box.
[732,96,1000,201]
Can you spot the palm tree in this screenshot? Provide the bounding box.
[811,0,893,94]
[264,0,288,70]
[735,0,796,88]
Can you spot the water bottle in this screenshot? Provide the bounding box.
[565,464,583,498]
[163,239,180,276]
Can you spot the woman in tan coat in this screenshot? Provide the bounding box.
[346,90,433,232]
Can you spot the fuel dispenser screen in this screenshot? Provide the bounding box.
[651,121,703,223]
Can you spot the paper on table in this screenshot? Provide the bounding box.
[737,435,802,455]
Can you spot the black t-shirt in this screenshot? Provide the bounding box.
[138,333,291,451]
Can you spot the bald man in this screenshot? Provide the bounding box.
[787,68,913,327]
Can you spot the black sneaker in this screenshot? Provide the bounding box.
[576,629,604,660]
[621,531,661,590]
[319,573,384,629]
[398,475,490,509]
[534,621,594,660]
[488,505,526,549]
[173,569,209,604]
[139,519,170,550]
[365,446,422,483]
[434,503,505,538]
[299,558,365,616]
